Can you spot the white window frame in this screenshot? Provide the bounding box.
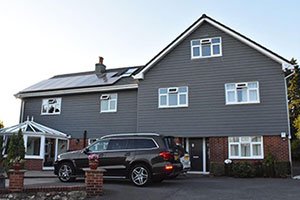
[88,138,98,145]
[228,136,264,159]
[158,86,188,108]
[100,93,118,113]
[191,37,222,59]
[41,98,62,115]
[24,135,43,159]
[225,81,260,105]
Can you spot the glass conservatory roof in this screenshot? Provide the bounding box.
[0,117,69,139]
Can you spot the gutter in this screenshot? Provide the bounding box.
[284,70,295,178]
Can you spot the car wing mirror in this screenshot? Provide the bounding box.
[83,148,90,154]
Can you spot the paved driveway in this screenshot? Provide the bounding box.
[99,175,299,200]
[5,171,300,200]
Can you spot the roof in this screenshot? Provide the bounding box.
[133,14,293,79]
[0,117,69,139]
[16,66,142,98]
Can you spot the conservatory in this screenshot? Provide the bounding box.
[0,117,69,170]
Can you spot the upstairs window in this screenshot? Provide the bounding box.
[100,93,117,113]
[41,98,62,115]
[191,37,222,58]
[225,82,260,105]
[228,136,263,159]
[159,86,188,108]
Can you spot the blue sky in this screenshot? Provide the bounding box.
[0,0,299,126]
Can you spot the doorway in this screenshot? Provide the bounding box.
[187,138,209,173]
[44,138,56,167]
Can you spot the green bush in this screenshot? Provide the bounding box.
[231,162,256,178]
[253,161,264,177]
[292,140,300,161]
[5,129,25,170]
[263,152,276,177]
[274,161,291,178]
[210,162,225,176]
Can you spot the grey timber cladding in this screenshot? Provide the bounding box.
[137,22,289,137]
[22,90,137,138]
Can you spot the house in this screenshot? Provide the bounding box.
[15,14,293,173]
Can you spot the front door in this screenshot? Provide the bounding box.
[189,138,204,171]
[44,138,56,167]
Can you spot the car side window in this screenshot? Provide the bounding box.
[107,139,128,150]
[133,139,157,149]
[89,140,109,152]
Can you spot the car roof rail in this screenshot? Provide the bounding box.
[100,133,160,139]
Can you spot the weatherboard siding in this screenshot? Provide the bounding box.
[22,90,137,138]
[137,22,289,137]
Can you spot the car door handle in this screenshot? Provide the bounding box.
[192,156,200,159]
[124,152,131,156]
[98,153,104,157]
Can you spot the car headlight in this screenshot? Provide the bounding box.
[57,154,61,159]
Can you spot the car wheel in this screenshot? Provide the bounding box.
[58,162,76,182]
[130,164,151,187]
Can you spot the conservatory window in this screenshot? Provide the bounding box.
[26,136,41,156]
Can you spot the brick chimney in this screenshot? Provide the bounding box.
[95,56,106,75]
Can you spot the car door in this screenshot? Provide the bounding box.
[101,138,134,176]
[76,139,109,169]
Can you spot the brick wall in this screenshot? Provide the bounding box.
[69,139,88,151]
[24,159,43,171]
[209,135,289,163]
[263,136,289,161]
[209,137,228,163]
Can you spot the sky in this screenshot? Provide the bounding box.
[0,0,299,127]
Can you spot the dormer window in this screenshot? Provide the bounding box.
[191,37,222,59]
[100,93,117,113]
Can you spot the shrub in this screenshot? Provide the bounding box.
[274,161,291,178]
[231,162,256,178]
[5,129,25,169]
[263,152,276,177]
[291,140,300,161]
[253,161,264,177]
[210,162,225,176]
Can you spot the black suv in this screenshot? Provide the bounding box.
[54,133,182,186]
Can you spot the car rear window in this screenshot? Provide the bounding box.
[127,139,157,149]
[163,137,176,150]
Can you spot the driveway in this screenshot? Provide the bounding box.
[5,172,300,200]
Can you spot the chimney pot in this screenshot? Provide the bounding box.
[99,56,104,64]
[95,56,106,75]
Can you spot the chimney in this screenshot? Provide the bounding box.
[95,56,106,75]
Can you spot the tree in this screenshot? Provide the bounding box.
[0,121,3,129]
[287,58,300,139]
[6,129,25,168]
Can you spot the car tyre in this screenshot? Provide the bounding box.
[58,162,76,182]
[130,164,151,187]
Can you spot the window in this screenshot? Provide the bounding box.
[89,140,109,152]
[191,37,222,58]
[159,86,188,108]
[26,137,41,156]
[107,139,128,150]
[57,139,68,156]
[228,136,263,159]
[127,139,158,149]
[100,93,117,112]
[225,82,260,104]
[88,138,98,145]
[41,98,62,115]
[120,68,138,77]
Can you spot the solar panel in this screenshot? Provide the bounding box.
[22,72,121,92]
